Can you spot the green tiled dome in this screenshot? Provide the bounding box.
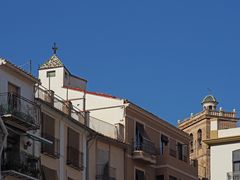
[201,95,218,104]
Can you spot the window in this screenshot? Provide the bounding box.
[160,134,168,155]
[197,129,202,147]
[8,83,20,110]
[135,122,144,150]
[47,70,56,77]
[135,169,145,180]
[41,113,59,158]
[177,143,183,160]
[177,143,188,162]
[67,127,82,169]
[156,175,164,180]
[233,149,240,172]
[190,133,193,153]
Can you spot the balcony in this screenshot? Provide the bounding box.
[35,86,85,124]
[0,92,40,131]
[96,163,116,180]
[1,150,40,180]
[132,138,157,164]
[41,133,60,158]
[66,146,84,170]
[227,171,240,180]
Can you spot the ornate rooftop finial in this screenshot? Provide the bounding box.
[52,42,58,54]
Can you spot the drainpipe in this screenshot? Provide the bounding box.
[86,133,96,180]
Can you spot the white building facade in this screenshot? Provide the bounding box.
[205,120,240,180]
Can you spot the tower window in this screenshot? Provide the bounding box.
[190,133,193,153]
[197,129,202,147]
[47,70,56,77]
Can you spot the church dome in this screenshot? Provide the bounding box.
[201,95,218,105]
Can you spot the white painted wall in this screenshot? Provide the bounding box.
[211,143,240,180]
[39,65,126,140]
[0,67,35,101]
[39,67,65,92]
[218,128,240,138]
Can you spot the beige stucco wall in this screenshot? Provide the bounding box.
[125,106,198,180]
[88,139,125,180]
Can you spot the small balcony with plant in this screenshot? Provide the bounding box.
[1,150,40,180]
[0,92,40,131]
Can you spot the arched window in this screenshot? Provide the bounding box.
[190,133,193,153]
[197,129,202,147]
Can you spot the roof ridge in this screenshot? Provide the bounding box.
[39,54,64,69]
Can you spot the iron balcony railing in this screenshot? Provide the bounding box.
[41,133,60,158]
[66,146,84,170]
[1,150,40,179]
[133,137,157,155]
[227,171,240,180]
[35,85,85,124]
[0,92,40,130]
[96,163,116,180]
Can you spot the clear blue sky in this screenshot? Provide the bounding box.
[1,0,240,125]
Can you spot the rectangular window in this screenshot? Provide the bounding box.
[47,70,56,77]
[160,134,168,155]
[177,143,183,160]
[8,83,20,110]
[41,113,59,158]
[135,169,145,180]
[67,127,82,169]
[156,175,164,180]
[135,122,144,150]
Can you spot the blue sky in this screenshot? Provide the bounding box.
[1,0,240,125]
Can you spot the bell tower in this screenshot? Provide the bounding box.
[201,95,218,111]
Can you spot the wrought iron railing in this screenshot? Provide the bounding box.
[41,133,60,158]
[96,163,116,180]
[0,92,40,129]
[35,86,85,124]
[1,150,40,179]
[66,146,84,170]
[133,137,157,155]
[227,171,240,180]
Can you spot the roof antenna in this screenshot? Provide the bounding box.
[52,42,58,54]
[18,60,32,74]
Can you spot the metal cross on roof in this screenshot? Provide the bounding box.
[52,42,58,54]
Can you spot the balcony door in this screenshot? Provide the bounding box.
[67,127,80,168]
[8,83,20,110]
[135,122,144,150]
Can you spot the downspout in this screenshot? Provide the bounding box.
[86,133,96,180]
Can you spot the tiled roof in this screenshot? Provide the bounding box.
[39,54,64,69]
[0,57,40,83]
